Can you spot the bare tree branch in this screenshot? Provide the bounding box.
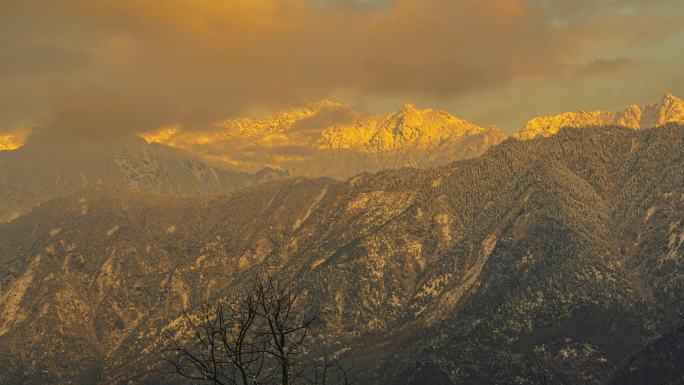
[161,273,352,385]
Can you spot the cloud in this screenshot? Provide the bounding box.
[289,107,359,134]
[311,0,395,10]
[0,0,682,141]
[41,87,176,142]
[524,0,682,23]
[573,57,638,77]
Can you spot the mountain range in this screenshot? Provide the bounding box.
[141,100,508,178]
[519,92,684,139]
[1,93,682,223]
[1,122,683,384]
[140,93,684,178]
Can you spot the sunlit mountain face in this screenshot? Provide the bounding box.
[0,132,26,151]
[519,93,684,139]
[2,1,684,384]
[138,93,684,177]
[140,100,509,178]
[2,93,680,224]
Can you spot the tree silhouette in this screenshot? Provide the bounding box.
[162,275,351,385]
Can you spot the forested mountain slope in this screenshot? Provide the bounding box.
[0,124,682,384]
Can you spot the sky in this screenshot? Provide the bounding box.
[1,0,683,144]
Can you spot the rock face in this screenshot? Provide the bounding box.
[1,124,683,384]
[518,93,684,139]
[0,135,283,222]
[141,100,509,179]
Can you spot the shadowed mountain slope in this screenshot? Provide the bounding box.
[0,135,283,222]
[0,124,683,384]
[609,321,684,385]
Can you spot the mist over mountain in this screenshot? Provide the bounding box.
[141,100,509,179]
[2,93,681,225]
[0,134,284,222]
[1,123,682,384]
[142,93,684,178]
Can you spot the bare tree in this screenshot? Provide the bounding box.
[163,300,268,385]
[162,274,351,385]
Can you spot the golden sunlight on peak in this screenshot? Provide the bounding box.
[140,126,181,144]
[131,99,509,178]
[0,132,28,151]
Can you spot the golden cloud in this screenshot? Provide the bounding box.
[1,0,682,140]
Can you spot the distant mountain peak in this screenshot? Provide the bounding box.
[321,103,507,155]
[144,101,508,178]
[518,92,684,139]
[641,92,684,128]
[305,99,347,111]
[0,132,26,151]
[663,91,679,101]
[399,102,418,112]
